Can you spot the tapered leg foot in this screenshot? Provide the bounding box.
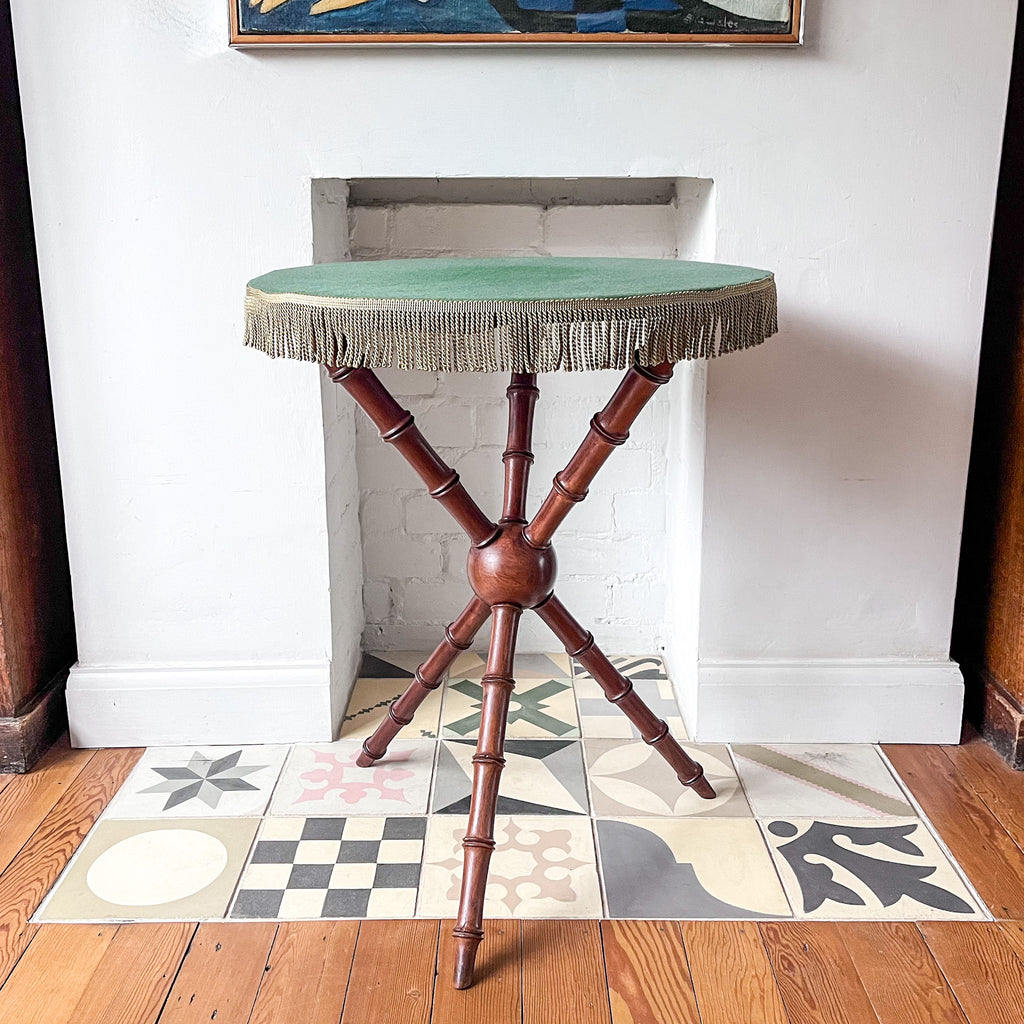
[536,592,716,801]
[356,596,490,765]
[452,929,483,989]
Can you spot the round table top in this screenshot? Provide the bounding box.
[244,256,777,373]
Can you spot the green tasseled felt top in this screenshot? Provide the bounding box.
[248,257,772,302]
[244,256,778,373]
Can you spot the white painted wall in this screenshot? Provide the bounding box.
[11,0,1016,744]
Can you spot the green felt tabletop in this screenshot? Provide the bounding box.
[248,257,772,303]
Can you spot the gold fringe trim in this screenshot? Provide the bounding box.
[243,275,777,372]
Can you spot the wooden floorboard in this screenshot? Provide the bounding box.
[0,738,94,876]
[943,733,1024,852]
[602,920,700,1024]
[883,743,1024,919]
[157,921,278,1024]
[761,921,879,1024]
[919,921,1024,1024]
[679,920,789,1024]
[249,921,359,1024]
[841,922,968,1024]
[522,921,611,1024]
[341,919,438,1024]
[0,923,116,1024]
[0,745,141,986]
[433,920,521,1024]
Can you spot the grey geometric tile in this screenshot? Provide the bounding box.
[731,744,912,818]
[433,739,589,815]
[585,740,749,817]
[231,816,426,920]
[596,817,791,920]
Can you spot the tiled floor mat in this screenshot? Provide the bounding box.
[34,652,986,925]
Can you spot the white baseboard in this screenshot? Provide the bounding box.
[67,661,337,748]
[693,659,964,744]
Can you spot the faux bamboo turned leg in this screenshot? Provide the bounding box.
[355,595,491,768]
[525,360,673,548]
[535,592,715,800]
[330,366,498,547]
[501,372,538,524]
[452,603,521,990]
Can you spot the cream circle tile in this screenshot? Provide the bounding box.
[86,829,228,907]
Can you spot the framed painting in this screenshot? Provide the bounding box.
[230,0,803,45]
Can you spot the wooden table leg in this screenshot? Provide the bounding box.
[356,595,491,767]
[453,603,522,989]
[535,592,715,800]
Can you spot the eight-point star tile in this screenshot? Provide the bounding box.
[102,745,289,819]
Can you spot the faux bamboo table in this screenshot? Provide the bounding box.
[244,256,777,989]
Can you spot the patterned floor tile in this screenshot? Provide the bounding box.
[449,651,572,679]
[585,740,749,817]
[574,677,689,740]
[764,817,984,920]
[339,678,442,740]
[36,817,259,921]
[731,744,913,818]
[433,739,589,815]
[358,651,423,678]
[231,816,425,919]
[574,654,670,683]
[596,817,791,920]
[102,745,289,819]
[269,740,435,816]
[419,815,601,918]
[443,677,579,739]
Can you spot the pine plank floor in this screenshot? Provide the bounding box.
[0,730,1023,1022]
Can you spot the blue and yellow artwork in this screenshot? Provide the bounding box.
[232,0,801,43]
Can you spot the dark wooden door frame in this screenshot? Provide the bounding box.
[0,0,76,771]
[952,4,1024,769]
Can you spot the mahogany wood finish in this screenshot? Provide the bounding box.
[331,362,713,988]
[356,596,491,768]
[535,592,713,798]
[0,0,75,771]
[501,373,539,524]
[525,361,672,548]
[452,603,521,987]
[330,366,498,547]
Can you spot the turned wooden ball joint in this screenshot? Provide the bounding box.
[466,523,557,609]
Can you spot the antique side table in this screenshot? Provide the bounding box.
[244,256,777,989]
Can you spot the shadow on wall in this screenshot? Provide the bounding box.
[700,313,970,661]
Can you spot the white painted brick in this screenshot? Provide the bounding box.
[614,491,666,534]
[609,578,668,621]
[363,578,393,622]
[359,491,405,536]
[474,400,511,448]
[436,371,508,399]
[542,205,678,258]
[554,577,611,621]
[392,204,542,256]
[397,581,468,624]
[374,366,441,398]
[363,534,443,579]
[417,401,475,448]
[403,492,465,536]
[356,432,423,491]
[564,535,652,576]
[349,206,389,253]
